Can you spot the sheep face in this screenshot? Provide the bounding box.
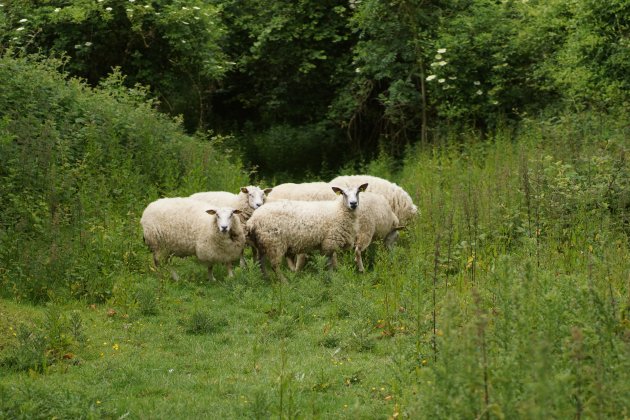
[206,208,242,233]
[331,183,368,211]
[241,186,273,210]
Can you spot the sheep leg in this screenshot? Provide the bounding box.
[257,252,268,277]
[239,255,246,269]
[295,254,307,271]
[355,246,365,273]
[226,262,234,277]
[384,230,400,249]
[286,255,297,272]
[207,265,216,282]
[326,252,338,270]
[272,263,288,283]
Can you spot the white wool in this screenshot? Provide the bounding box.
[140,197,245,280]
[329,175,418,226]
[246,184,367,281]
[266,181,337,202]
[190,185,271,222]
[353,192,401,272]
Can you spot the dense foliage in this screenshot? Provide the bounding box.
[0,55,247,302]
[2,0,629,176]
[0,2,629,417]
[1,110,628,418]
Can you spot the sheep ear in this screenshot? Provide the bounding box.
[331,186,342,195]
[263,188,273,194]
[232,209,242,215]
[240,187,249,194]
[206,209,217,215]
[358,183,369,192]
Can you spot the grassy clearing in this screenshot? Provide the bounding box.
[2,113,630,418]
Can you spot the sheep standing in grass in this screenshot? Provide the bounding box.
[190,185,272,223]
[353,192,402,272]
[267,181,403,272]
[266,182,336,202]
[329,175,418,226]
[191,186,272,266]
[140,198,245,281]
[246,183,368,282]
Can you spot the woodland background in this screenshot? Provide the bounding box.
[1,1,629,418]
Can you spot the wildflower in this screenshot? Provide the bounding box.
[182,6,188,9]
[355,67,361,73]
[476,89,483,95]
[85,41,93,46]
[16,27,25,31]
[193,6,200,10]
[492,100,498,105]
[421,359,428,366]
[54,7,60,12]
[19,18,28,23]
[168,368,174,373]
[96,400,101,405]
[438,78,445,83]
[437,48,446,54]
[74,44,81,49]
[448,76,457,80]
[438,61,447,66]
[112,343,119,351]
[182,21,190,25]
[426,73,437,80]
[435,54,442,60]
[106,7,112,11]
[474,81,481,85]
[128,0,134,2]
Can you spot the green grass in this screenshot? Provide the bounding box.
[1,113,630,418]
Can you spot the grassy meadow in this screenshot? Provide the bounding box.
[2,105,629,418]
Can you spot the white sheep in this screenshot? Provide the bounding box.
[352,192,402,272]
[266,181,403,272]
[190,185,272,223]
[190,186,272,266]
[246,183,368,281]
[329,175,418,226]
[266,182,336,202]
[140,198,246,281]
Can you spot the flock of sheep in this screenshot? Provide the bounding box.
[140,175,418,282]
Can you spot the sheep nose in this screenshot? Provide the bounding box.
[220,226,228,232]
[349,201,358,209]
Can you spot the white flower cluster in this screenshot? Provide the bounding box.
[426,48,448,85]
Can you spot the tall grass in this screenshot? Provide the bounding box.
[0,55,248,303]
[1,56,629,417]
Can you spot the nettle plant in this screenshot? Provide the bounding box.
[1,0,228,129]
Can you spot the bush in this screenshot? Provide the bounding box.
[0,55,248,302]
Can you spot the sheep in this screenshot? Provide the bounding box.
[329,175,418,226]
[190,185,272,266]
[140,198,246,281]
[352,192,403,272]
[266,181,403,272]
[246,183,368,282]
[190,185,273,223]
[266,182,337,202]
